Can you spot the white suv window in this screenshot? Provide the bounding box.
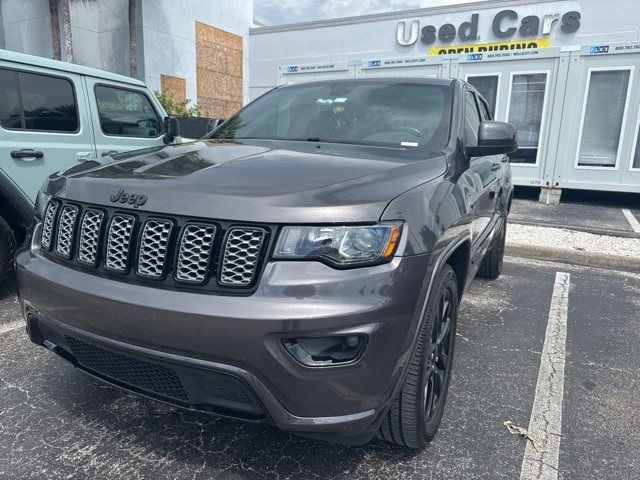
[95,85,161,138]
[0,68,79,133]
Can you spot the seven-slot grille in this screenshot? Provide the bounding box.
[39,200,267,289]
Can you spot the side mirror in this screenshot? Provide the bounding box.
[466,121,518,157]
[163,116,181,144]
[206,117,226,133]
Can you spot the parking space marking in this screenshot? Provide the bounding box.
[622,209,640,233]
[0,320,24,335]
[520,272,570,480]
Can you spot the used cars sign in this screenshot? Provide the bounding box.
[397,9,581,46]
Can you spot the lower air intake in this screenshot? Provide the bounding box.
[65,336,189,401]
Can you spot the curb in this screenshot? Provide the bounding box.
[505,242,640,274]
[508,220,640,239]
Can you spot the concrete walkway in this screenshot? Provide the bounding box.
[506,190,640,273]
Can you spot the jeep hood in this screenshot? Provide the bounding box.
[48,140,447,223]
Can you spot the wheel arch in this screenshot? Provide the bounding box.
[0,172,34,246]
[443,239,471,299]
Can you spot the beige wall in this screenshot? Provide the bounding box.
[195,21,243,118]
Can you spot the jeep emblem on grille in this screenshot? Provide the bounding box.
[110,189,148,208]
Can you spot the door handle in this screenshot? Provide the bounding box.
[101,150,119,157]
[491,163,501,171]
[11,149,44,159]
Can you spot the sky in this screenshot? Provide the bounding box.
[253,0,483,26]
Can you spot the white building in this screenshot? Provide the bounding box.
[249,0,640,196]
[0,0,253,118]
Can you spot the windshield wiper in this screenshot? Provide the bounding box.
[305,137,322,142]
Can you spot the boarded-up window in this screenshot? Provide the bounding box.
[161,74,187,103]
[196,22,243,118]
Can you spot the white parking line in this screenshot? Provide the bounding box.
[520,272,571,480]
[0,320,24,335]
[622,209,640,233]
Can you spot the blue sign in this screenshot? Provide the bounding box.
[467,53,483,61]
[286,66,299,73]
[589,45,609,54]
[368,60,381,68]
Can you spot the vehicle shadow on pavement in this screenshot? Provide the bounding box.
[41,365,424,479]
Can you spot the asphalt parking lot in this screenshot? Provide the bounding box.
[1,256,639,480]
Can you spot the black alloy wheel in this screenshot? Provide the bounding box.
[424,285,454,422]
[379,264,458,449]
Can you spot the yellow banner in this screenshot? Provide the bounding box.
[428,38,552,56]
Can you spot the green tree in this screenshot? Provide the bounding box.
[154,91,202,117]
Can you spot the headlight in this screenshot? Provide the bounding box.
[273,223,402,267]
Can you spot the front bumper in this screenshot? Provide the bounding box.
[17,246,431,443]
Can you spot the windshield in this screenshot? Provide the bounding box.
[210,81,453,151]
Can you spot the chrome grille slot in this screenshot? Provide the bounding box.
[136,219,173,279]
[219,228,266,286]
[55,204,79,258]
[175,224,217,284]
[105,214,135,273]
[78,210,104,266]
[41,200,59,250]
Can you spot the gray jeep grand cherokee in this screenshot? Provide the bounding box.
[17,78,515,449]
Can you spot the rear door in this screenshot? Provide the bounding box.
[84,77,166,158]
[0,65,95,202]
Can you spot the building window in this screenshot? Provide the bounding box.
[507,73,548,164]
[0,68,78,133]
[577,69,631,168]
[467,75,498,116]
[95,85,162,137]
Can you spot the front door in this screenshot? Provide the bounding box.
[83,77,166,159]
[0,64,95,202]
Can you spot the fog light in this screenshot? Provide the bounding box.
[284,336,366,367]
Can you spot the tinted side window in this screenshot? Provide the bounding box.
[0,68,78,132]
[0,69,21,129]
[95,86,161,137]
[478,96,492,121]
[464,92,482,147]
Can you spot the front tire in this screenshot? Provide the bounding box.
[379,264,458,449]
[0,216,16,286]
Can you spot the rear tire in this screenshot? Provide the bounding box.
[379,264,458,449]
[477,218,506,280]
[0,216,16,286]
